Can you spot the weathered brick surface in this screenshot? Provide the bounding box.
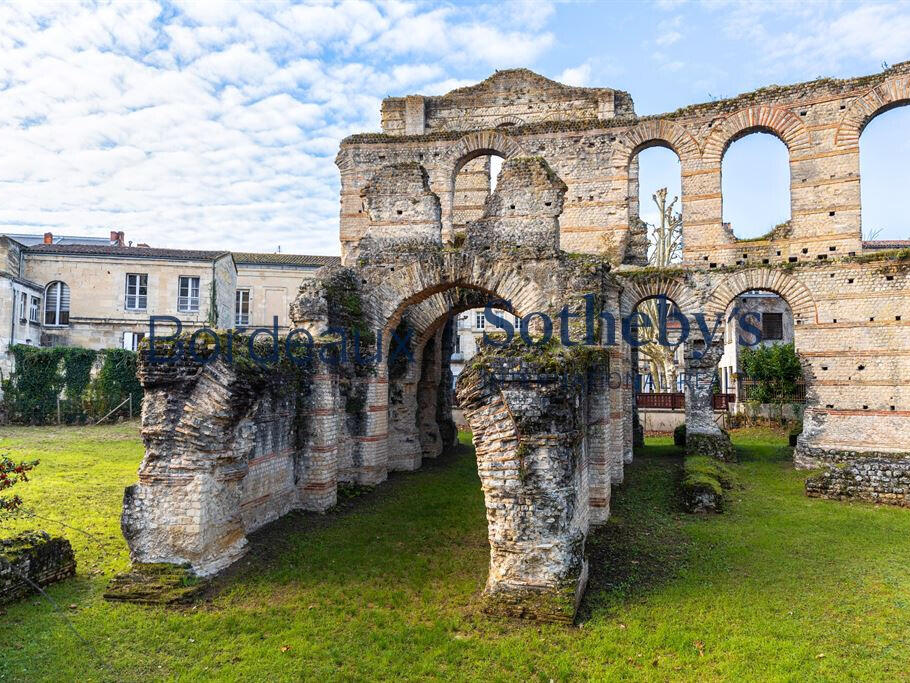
[123,66,910,615]
[1,532,76,605]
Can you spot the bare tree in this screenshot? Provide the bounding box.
[636,188,683,392]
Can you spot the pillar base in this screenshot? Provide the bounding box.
[686,430,735,462]
[482,560,588,623]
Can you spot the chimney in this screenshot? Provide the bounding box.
[110,230,125,246]
[43,232,53,244]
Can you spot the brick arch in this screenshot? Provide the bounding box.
[493,115,524,128]
[701,105,812,164]
[835,76,910,148]
[618,275,700,318]
[409,290,514,351]
[704,268,817,324]
[612,119,700,168]
[446,130,527,175]
[363,252,550,356]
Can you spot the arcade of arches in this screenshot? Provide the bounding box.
[122,65,910,622]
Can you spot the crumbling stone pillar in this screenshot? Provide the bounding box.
[359,374,390,485]
[387,358,422,472]
[457,356,595,623]
[417,329,444,459]
[124,359,257,576]
[436,318,458,452]
[586,363,613,525]
[298,366,339,510]
[683,338,734,461]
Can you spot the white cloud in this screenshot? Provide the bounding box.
[558,63,592,87]
[0,0,558,255]
[655,30,681,46]
[714,1,910,75]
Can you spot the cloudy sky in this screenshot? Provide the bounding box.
[0,1,908,254]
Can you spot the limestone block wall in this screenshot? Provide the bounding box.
[234,263,320,329]
[122,346,330,576]
[380,70,629,135]
[340,62,910,265]
[453,155,490,229]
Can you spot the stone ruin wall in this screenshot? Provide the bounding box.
[121,64,910,621]
[339,63,910,265]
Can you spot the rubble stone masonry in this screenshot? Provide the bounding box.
[122,64,909,620]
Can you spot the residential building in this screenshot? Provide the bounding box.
[0,231,338,386]
[717,291,794,396]
[449,308,520,387]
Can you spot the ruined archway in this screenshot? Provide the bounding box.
[613,121,699,265]
[440,130,527,242]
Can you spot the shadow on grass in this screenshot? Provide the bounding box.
[205,435,485,597]
[578,440,692,622]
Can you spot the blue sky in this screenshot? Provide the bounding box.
[0,1,908,254]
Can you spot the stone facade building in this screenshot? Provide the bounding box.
[122,65,909,621]
[0,231,338,385]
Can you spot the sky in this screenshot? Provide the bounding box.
[0,1,908,255]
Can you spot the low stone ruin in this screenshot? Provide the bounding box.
[1,531,76,605]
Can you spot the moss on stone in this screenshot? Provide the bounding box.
[735,220,792,243]
[104,562,206,605]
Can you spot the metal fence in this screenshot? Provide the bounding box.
[636,392,736,411]
[736,378,807,403]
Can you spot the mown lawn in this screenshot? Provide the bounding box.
[1,424,909,681]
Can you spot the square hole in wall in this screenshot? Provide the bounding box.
[817,254,827,260]
[829,211,835,216]
[886,275,894,281]
[830,273,835,277]
[863,405,869,410]
[736,260,743,266]
[897,316,902,321]
[789,257,798,262]
[891,406,896,411]
[829,246,836,251]
[833,318,838,323]
[849,251,856,256]
[848,278,854,283]
[870,317,875,322]
[826,404,834,409]
[709,263,717,268]
[802,247,808,254]
[821,365,828,371]
[762,258,769,264]
[840,104,846,110]
[703,255,709,261]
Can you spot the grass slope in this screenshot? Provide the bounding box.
[1,424,909,681]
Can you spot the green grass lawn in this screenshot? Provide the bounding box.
[2,424,909,681]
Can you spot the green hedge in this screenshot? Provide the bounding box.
[84,349,143,421]
[1,345,142,424]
